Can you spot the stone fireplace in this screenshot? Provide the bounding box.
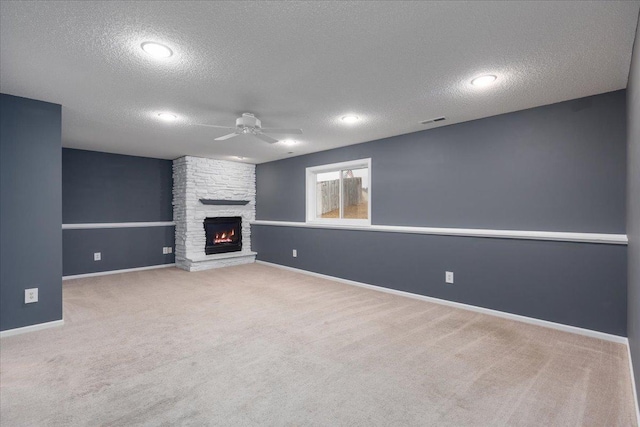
[173,156,256,271]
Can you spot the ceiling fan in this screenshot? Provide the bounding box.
[194,113,302,144]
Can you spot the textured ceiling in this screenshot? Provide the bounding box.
[1,1,639,163]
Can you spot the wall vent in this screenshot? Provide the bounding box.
[420,116,446,125]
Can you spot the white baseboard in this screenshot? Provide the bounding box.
[256,260,627,344]
[0,319,64,338]
[628,343,640,426]
[62,263,175,280]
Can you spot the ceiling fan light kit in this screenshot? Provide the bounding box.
[195,113,303,144]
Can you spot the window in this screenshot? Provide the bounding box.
[306,158,371,225]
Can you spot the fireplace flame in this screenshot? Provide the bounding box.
[214,228,235,244]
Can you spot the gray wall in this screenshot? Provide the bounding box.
[627,15,640,397]
[254,90,628,336]
[63,148,173,223]
[258,91,626,233]
[62,149,174,276]
[1,94,62,331]
[252,226,627,335]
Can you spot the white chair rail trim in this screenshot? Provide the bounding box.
[250,220,627,245]
[62,221,175,230]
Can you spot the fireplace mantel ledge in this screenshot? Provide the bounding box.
[199,199,251,206]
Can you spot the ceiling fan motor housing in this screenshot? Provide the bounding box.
[236,113,260,130]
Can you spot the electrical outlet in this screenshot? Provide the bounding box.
[292,249,297,258]
[445,271,454,284]
[167,247,172,254]
[25,288,38,304]
[94,252,101,261]
[162,247,167,254]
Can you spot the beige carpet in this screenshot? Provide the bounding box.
[0,263,636,426]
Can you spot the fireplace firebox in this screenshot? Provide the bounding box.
[204,217,242,255]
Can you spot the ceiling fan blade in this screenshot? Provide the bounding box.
[254,133,279,144]
[193,123,237,130]
[215,132,240,141]
[260,128,303,135]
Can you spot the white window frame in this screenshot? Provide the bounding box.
[305,158,372,226]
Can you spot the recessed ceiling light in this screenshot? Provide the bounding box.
[281,139,298,146]
[341,115,360,124]
[157,112,177,122]
[141,42,173,58]
[470,74,497,87]
[235,156,245,160]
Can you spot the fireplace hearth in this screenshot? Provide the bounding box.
[204,217,242,255]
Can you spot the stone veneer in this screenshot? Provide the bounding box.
[173,156,256,271]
